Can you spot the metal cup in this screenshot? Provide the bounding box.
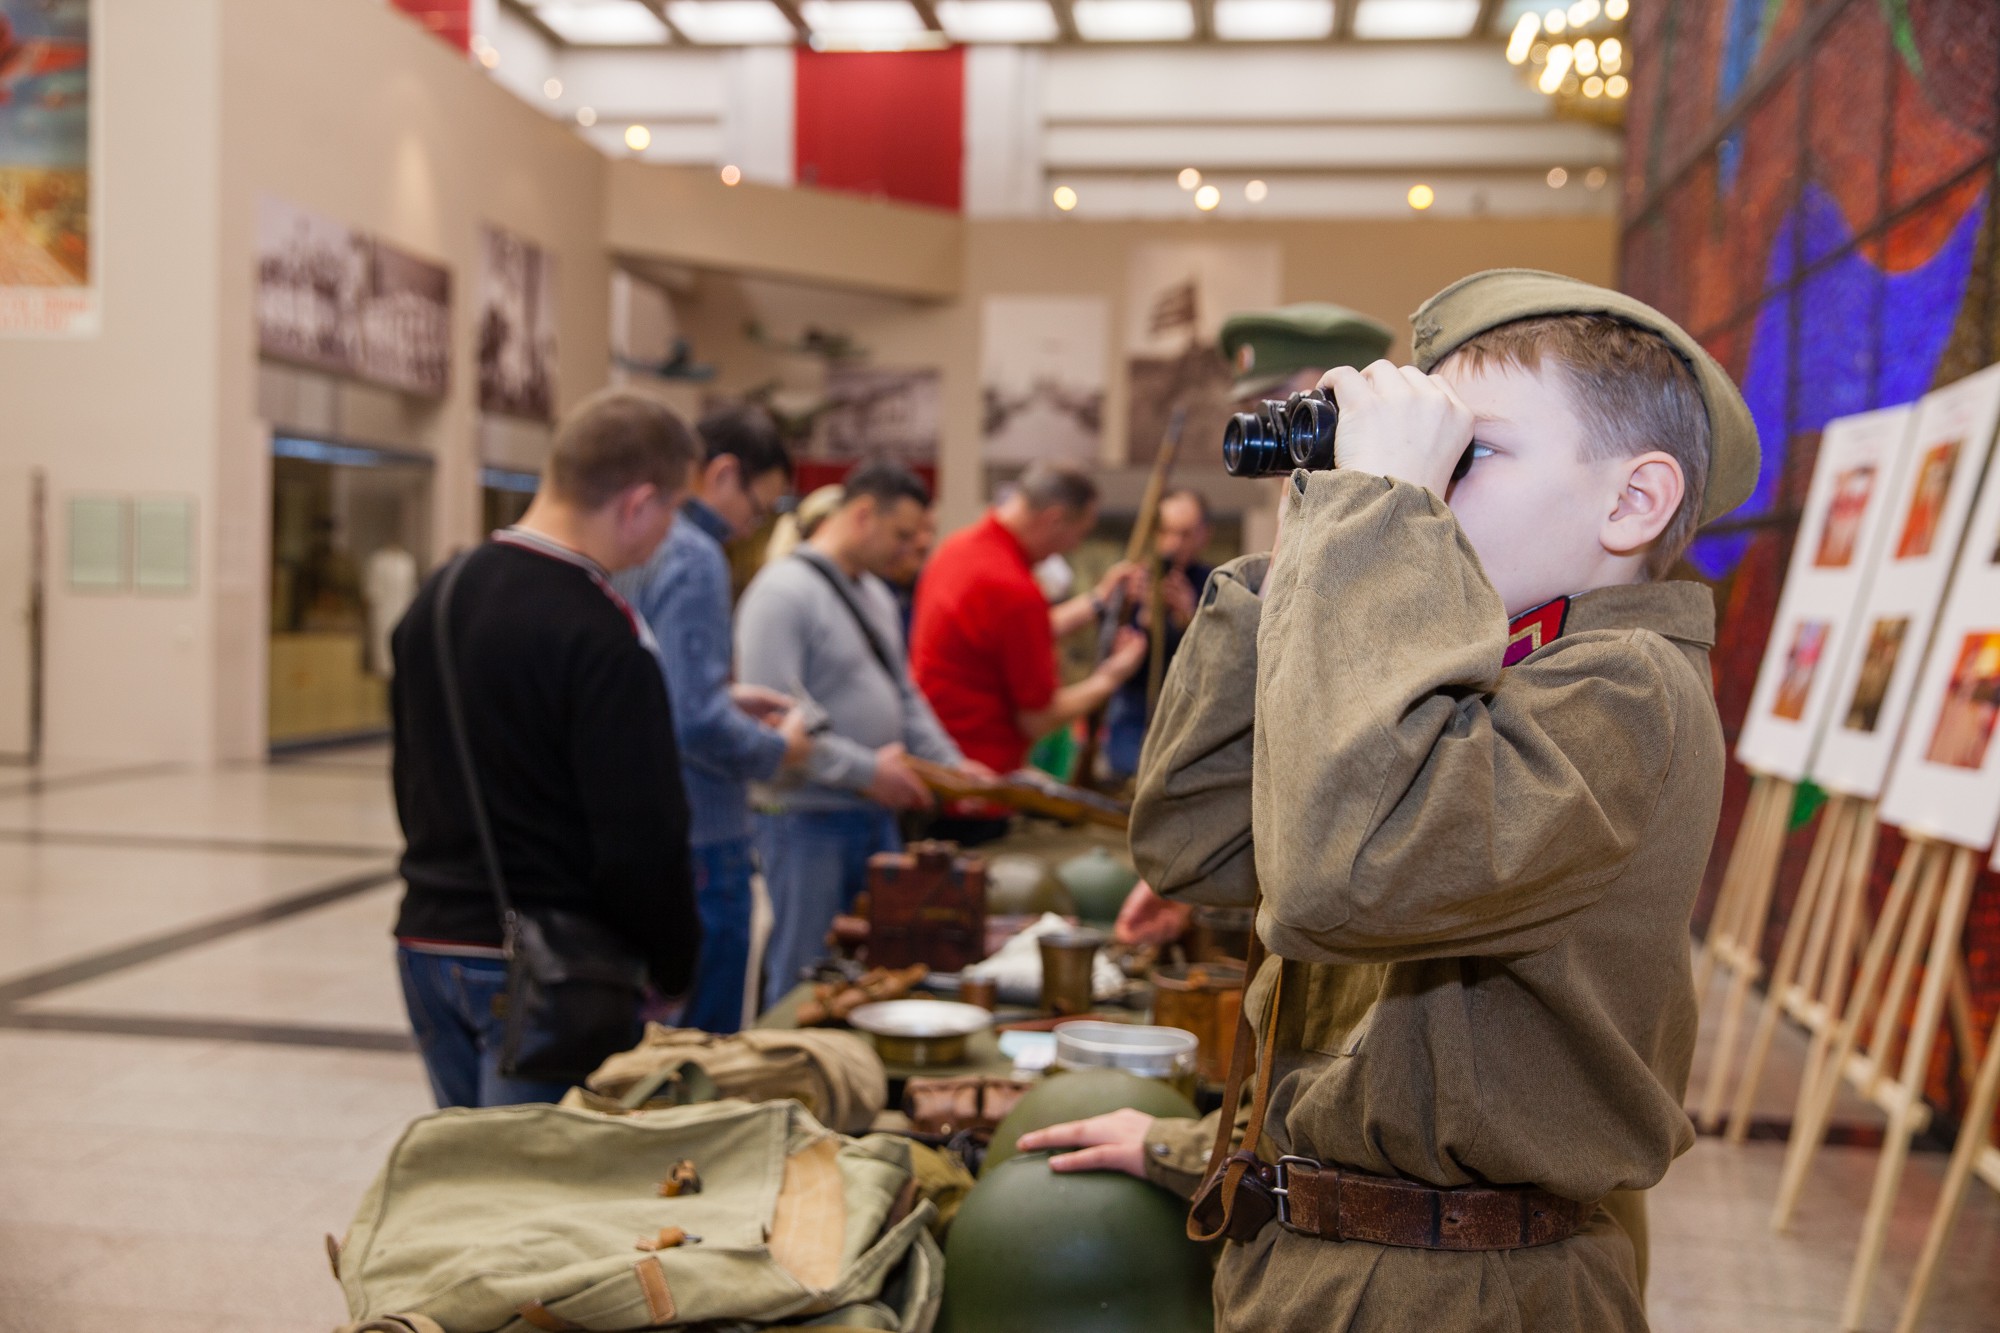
[1039,928,1106,1017]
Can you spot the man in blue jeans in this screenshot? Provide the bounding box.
[615,405,811,1032]
[735,463,992,1008]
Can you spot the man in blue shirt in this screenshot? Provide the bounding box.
[615,405,808,1032]
[1103,488,1214,782]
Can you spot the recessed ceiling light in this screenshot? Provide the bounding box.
[721,164,744,185]
[801,0,930,45]
[1606,73,1629,97]
[1245,179,1268,202]
[1547,166,1568,188]
[1213,0,1333,40]
[1407,183,1435,210]
[1605,0,1627,18]
[1178,167,1202,190]
[478,46,501,67]
[1195,184,1221,211]
[1072,0,1195,42]
[577,106,598,126]
[666,1,798,42]
[1053,185,1079,211]
[1585,167,1608,190]
[533,1,671,44]
[543,78,564,99]
[626,124,653,151]
[1352,0,1480,39]
[937,0,1060,42]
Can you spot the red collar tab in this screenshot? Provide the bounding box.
[1505,597,1570,667]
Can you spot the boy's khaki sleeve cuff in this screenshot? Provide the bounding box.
[1142,1112,1224,1200]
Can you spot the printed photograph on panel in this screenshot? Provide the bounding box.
[478,226,558,421]
[1893,440,1960,559]
[1924,631,2000,770]
[1842,615,1909,733]
[981,295,1107,466]
[0,0,91,334]
[1773,618,1832,721]
[1813,465,1877,567]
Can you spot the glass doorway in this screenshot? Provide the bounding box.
[269,437,432,748]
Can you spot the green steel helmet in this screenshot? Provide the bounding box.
[940,1152,1214,1333]
[983,1068,1197,1175]
[1219,302,1394,400]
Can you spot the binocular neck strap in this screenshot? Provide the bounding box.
[1187,889,1282,1244]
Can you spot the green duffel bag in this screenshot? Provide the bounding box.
[330,1099,941,1333]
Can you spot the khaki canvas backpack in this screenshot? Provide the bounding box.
[331,1099,939,1333]
[566,1025,887,1135]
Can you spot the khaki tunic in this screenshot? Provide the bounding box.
[1130,470,1724,1332]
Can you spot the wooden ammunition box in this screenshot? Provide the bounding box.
[865,841,988,973]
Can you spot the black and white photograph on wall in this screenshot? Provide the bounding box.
[256,196,365,376]
[1123,241,1280,466]
[256,196,452,398]
[357,240,451,397]
[814,366,940,469]
[477,224,557,421]
[981,295,1107,466]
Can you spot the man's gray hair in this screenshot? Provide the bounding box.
[1016,461,1098,515]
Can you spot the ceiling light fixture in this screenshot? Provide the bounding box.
[1585,166,1609,190]
[1053,185,1079,212]
[1407,183,1435,211]
[1606,73,1629,97]
[1352,0,1479,39]
[1178,167,1202,190]
[1245,179,1269,203]
[1214,0,1334,41]
[533,1,671,44]
[1071,0,1197,42]
[625,124,653,151]
[937,0,1060,41]
[1506,12,1537,63]
[1547,166,1568,188]
[577,106,598,126]
[1195,184,1221,211]
[721,164,743,185]
[667,1,799,43]
[543,78,563,99]
[1542,7,1565,35]
[1566,0,1598,25]
[1583,75,1604,97]
[478,46,501,68]
[1605,0,1627,18]
[1538,41,1572,94]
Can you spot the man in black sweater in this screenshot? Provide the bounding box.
[391,389,701,1107]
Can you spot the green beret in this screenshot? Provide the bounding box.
[1221,303,1393,400]
[1409,269,1759,526]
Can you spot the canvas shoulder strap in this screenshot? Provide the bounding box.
[794,550,901,686]
[1186,887,1283,1244]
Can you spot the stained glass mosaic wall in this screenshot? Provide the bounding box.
[1623,0,2000,1130]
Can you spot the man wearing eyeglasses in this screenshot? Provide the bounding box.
[615,403,812,1033]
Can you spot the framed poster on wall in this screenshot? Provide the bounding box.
[0,0,95,336]
[981,295,1108,467]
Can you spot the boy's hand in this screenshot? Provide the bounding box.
[1321,360,1474,497]
[1015,1109,1156,1179]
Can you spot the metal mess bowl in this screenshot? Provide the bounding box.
[847,999,995,1067]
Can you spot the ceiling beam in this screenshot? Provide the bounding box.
[1333,0,1359,40]
[770,0,813,42]
[1192,0,1215,42]
[1474,0,1505,39]
[636,0,693,45]
[496,0,564,46]
[1051,0,1080,42]
[910,0,945,32]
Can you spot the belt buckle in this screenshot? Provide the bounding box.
[1269,1155,1317,1231]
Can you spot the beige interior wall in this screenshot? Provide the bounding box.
[0,1,224,763]
[211,0,612,760]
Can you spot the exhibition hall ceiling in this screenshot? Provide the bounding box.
[478,0,1624,220]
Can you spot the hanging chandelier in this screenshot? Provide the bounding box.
[1506,0,1631,126]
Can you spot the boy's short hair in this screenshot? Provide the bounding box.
[1444,314,1710,577]
[697,404,794,483]
[547,389,699,509]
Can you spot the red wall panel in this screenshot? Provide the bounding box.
[392,0,473,53]
[794,49,964,212]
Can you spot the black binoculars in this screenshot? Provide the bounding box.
[1221,388,1475,483]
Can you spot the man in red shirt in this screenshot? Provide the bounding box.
[912,463,1147,839]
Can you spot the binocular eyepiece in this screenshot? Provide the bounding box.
[1221,390,1341,477]
[1221,387,1475,484]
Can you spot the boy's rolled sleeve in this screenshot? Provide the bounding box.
[1254,470,1677,964]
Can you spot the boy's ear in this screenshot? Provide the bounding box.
[1602,451,1685,558]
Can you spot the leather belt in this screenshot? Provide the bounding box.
[1194,1150,1594,1251]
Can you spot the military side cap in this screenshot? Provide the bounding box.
[1221,303,1393,400]
[1409,269,1758,526]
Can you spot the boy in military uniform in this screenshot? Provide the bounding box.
[1020,270,1758,1331]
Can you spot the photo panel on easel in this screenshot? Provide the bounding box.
[1738,405,1920,782]
[1880,409,2000,849]
[1813,364,2000,799]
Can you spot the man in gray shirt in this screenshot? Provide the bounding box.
[735,462,988,1006]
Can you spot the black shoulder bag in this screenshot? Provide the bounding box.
[431,554,647,1085]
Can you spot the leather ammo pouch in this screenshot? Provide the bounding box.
[432,554,647,1087]
[901,1076,1033,1137]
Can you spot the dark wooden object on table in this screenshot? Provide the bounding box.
[866,841,989,973]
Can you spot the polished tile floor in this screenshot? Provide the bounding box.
[0,748,1994,1331]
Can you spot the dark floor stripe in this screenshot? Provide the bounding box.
[0,1009,414,1052]
[0,866,398,1005]
[0,827,397,859]
[0,762,185,801]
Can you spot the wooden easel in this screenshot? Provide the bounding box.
[1721,793,1879,1142]
[1760,835,1981,1329]
[1892,999,2000,1333]
[1693,772,1797,1132]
